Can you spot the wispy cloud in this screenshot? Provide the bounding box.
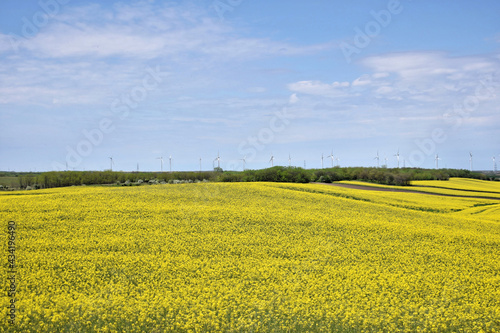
[287,80,351,97]
[3,2,330,60]
[285,51,500,146]
[289,52,500,104]
[0,1,332,108]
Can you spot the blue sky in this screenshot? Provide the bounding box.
[0,0,499,172]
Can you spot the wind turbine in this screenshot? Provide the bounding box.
[493,156,497,173]
[169,155,172,172]
[469,152,473,171]
[374,151,380,168]
[199,157,202,172]
[156,157,164,172]
[394,149,400,168]
[384,156,388,168]
[327,150,334,167]
[435,153,440,169]
[109,157,114,171]
[213,151,221,169]
[321,153,324,169]
[269,153,274,167]
[288,154,291,167]
[335,156,340,167]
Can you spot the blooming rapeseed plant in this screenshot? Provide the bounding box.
[0,181,499,332]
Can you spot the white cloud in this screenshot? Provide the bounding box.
[287,80,350,97]
[171,116,241,127]
[361,52,499,82]
[372,72,389,79]
[0,1,334,109]
[361,52,451,79]
[1,2,330,61]
[352,75,371,86]
[284,51,500,143]
[289,93,299,104]
[375,86,393,95]
[289,52,500,106]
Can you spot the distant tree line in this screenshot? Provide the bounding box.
[219,166,488,185]
[4,167,491,190]
[14,171,217,189]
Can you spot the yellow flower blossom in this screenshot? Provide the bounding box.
[0,181,499,332]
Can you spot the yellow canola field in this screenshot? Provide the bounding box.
[1,182,499,332]
[339,178,500,199]
[322,180,500,222]
[413,178,500,193]
[410,178,500,199]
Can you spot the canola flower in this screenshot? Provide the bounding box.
[413,178,500,193]
[336,178,500,222]
[0,181,499,332]
[340,178,500,199]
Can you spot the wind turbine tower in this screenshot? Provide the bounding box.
[374,151,380,168]
[493,156,497,173]
[169,155,172,172]
[109,157,114,171]
[157,157,164,172]
[269,153,274,167]
[327,150,334,167]
[469,152,473,171]
[394,149,400,168]
[435,154,440,169]
[321,153,324,169]
[288,154,291,167]
[214,151,221,169]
